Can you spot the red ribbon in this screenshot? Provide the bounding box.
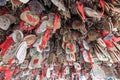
[99,0,104,15]
[112,36,120,42]
[0,67,11,80]
[13,67,18,76]
[43,66,46,77]
[76,1,86,20]
[101,31,109,37]
[103,40,114,49]
[53,13,60,33]
[39,65,46,80]
[39,75,42,80]
[8,58,14,66]
[39,28,51,50]
[70,43,73,52]
[0,36,14,56]
[26,14,37,22]
[86,50,93,68]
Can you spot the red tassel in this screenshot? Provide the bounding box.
[0,37,14,56]
[53,13,60,33]
[76,1,86,20]
[0,67,11,80]
[99,0,104,15]
[39,28,51,50]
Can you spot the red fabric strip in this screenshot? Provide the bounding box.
[32,71,37,76]
[13,67,18,75]
[8,58,14,66]
[0,37,14,56]
[103,40,114,49]
[39,74,43,80]
[99,0,104,15]
[70,43,73,52]
[5,70,11,80]
[76,1,86,20]
[53,13,60,33]
[0,67,11,80]
[112,36,120,42]
[43,66,46,77]
[40,65,46,80]
[86,50,93,68]
[26,14,37,22]
[101,31,109,37]
[39,28,51,50]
